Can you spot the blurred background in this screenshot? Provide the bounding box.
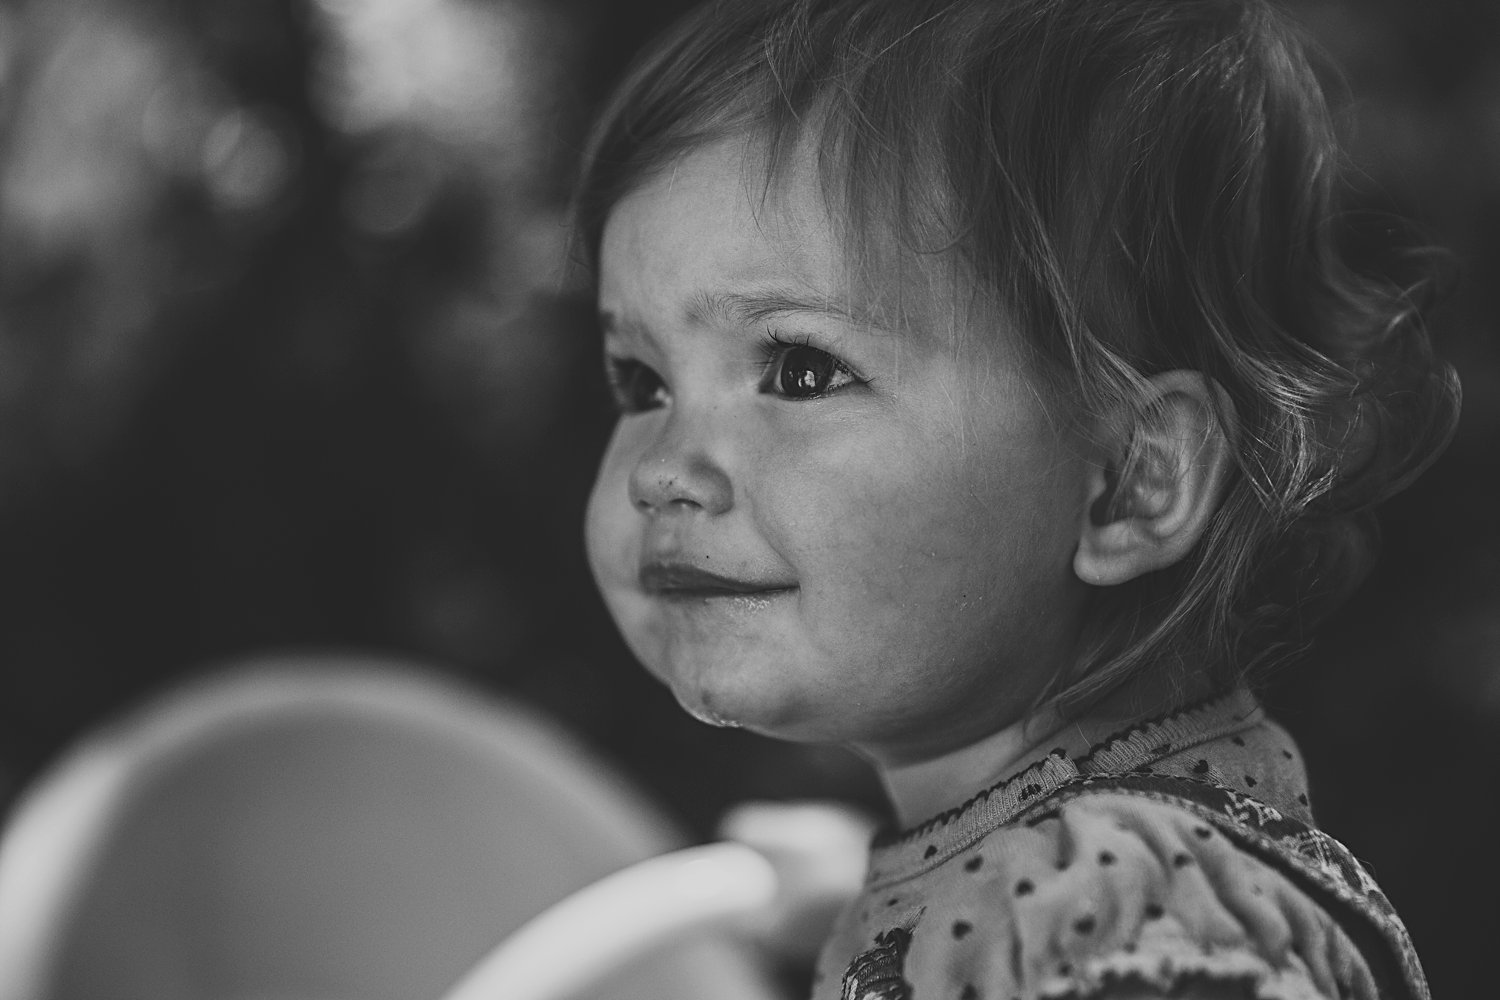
[0,0,1492,994]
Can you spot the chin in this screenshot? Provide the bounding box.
[652,649,823,740]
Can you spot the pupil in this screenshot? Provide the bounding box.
[627,366,666,411]
[638,373,666,409]
[781,346,831,395]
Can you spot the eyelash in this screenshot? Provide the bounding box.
[602,332,866,415]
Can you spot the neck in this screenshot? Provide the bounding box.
[877,710,1072,828]
[876,672,1214,830]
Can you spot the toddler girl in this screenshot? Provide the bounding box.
[574,0,1458,997]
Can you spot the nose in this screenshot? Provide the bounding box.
[628,415,734,517]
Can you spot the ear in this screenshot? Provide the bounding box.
[1074,370,1235,587]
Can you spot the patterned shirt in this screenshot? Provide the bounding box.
[812,690,1428,1000]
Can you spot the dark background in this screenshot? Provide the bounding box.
[0,0,1493,994]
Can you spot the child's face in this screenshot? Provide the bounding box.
[586,136,1093,764]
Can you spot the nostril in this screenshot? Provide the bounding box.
[635,492,704,515]
[629,449,732,516]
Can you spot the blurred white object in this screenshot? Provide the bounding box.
[0,653,779,1000]
[442,802,873,1000]
[719,801,875,962]
[440,842,776,1000]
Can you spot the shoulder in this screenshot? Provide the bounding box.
[900,791,1382,1000]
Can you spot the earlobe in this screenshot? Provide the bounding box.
[1074,371,1235,587]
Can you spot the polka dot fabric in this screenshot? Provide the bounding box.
[904,795,1374,1000]
[814,691,1429,1000]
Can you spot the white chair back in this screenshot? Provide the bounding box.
[0,655,778,1000]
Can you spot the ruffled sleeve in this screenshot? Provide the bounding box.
[901,793,1376,1000]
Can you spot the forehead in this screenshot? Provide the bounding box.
[599,134,965,340]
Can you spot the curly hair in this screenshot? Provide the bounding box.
[572,0,1460,715]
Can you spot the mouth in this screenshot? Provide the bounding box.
[638,562,798,600]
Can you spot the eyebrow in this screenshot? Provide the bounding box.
[598,287,890,343]
[683,289,868,328]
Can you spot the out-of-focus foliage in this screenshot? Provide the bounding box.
[0,0,1493,994]
[0,0,873,859]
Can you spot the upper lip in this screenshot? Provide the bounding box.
[638,561,796,596]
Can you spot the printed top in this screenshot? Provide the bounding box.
[812,690,1428,1000]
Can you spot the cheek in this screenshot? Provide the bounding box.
[584,424,641,592]
[772,425,1082,644]
[585,428,677,678]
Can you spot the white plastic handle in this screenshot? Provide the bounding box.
[438,842,778,1000]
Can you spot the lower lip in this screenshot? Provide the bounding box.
[653,587,798,605]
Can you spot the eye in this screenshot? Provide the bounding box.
[604,356,670,414]
[763,337,862,400]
